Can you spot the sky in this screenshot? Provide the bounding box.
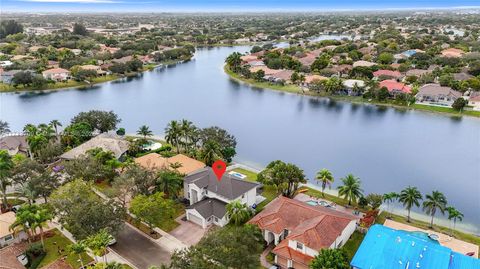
[1,0,480,12]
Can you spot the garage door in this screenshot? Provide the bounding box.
[188,213,204,227]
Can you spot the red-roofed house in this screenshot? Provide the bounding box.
[373,69,403,80]
[248,196,357,269]
[441,48,465,58]
[379,79,412,95]
[297,53,317,67]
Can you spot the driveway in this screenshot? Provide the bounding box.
[110,224,171,269]
[169,215,207,246]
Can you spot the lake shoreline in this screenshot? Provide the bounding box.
[230,162,480,240]
[224,65,480,118]
[0,59,191,94]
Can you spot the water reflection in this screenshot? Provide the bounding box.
[1,45,479,234]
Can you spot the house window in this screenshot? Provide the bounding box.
[213,216,219,222]
[287,259,293,268]
[296,242,303,250]
[4,234,13,241]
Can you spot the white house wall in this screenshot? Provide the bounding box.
[186,208,206,228]
[329,220,357,249]
[288,240,318,257]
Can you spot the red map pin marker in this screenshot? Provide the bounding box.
[212,160,226,181]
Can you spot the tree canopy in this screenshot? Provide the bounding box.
[49,179,125,240]
[169,225,263,269]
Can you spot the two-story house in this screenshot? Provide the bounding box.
[184,167,260,229]
[249,196,357,269]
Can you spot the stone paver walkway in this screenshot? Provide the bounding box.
[260,244,274,268]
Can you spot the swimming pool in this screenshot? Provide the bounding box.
[306,200,318,206]
[228,171,247,179]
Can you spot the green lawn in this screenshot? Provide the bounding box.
[342,231,365,261]
[411,103,480,117]
[298,186,362,210]
[38,229,92,269]
[232,168,277,212]
[376,212,480,246]
[232,168,258,182]
[159,202,185,232]
[6,198,26,206]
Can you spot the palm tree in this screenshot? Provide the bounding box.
[446,206,464,236]
[180,119,196,152]
[226,200,253,225]
[225,52,242,72]
[315,169,334,197]
[18,182,39,205]
[200,140,222,166]
[337,174,363,206]
[49,120,62,138]
[399,186,423,223]
[382,192,398,218]
[0,150,14,210]
[165,120,181,153]
[137,125,153,139]
[169,162,183,173]
[69,242,87,269]
[10,205,35,244]
[0,120,10,135]
[422,191,447,228]
[86,229,111,263]
[156,170,183,198]
[31,205,53,250]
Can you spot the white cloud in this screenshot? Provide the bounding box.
[20,0,120,3]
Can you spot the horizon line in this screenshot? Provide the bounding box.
[3,6,480,13]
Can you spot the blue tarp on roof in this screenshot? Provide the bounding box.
[351,224,480,269]
[450,252,480,269]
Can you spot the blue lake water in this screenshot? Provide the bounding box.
[1,45,479,234]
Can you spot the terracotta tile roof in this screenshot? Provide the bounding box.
[241,55,258,62]
[134,153,168,170]
[135,153,205,175]
[0,212,16,238]
[379,79,412,94]
[304,75,327,84]
[167,154,205,175]
[441,48,465,58]
[297,53,316,66]
[373,70,402,78]
[248,196,354,249]
[249,66,280,75]
[272,240,313,266]
[0,243,28,269]
[42,68,70,75]
[269,70,294,81]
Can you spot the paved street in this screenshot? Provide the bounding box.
[111,224,171,269]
